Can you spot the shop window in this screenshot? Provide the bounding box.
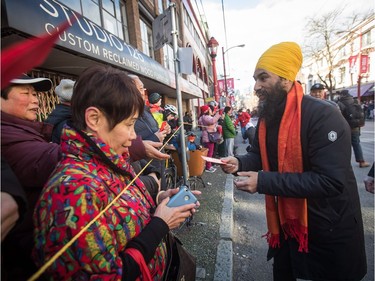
[158,0,164,14]
[82,0,101,25]
[117,0,129,42]
[163,45,175,72]
[102,0,115,15]
[362,31,371,48]
[339,67,346,84]
[60,0,81,11]
[102,0,115,33]
[140,18,154,58]
[192,56,196,74]
[197,59,202,80]
[203,67,208,84]
[60,0,129,43]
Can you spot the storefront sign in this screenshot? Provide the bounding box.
[3,0,171,85]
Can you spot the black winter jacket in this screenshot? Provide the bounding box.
[237,95,366,280]
[134,106,165,187]
[135,106,160,142]
[45,103,72,144]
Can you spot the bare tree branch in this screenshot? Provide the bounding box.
[302,6,372,99]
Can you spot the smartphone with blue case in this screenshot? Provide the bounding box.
[167,185,197,207]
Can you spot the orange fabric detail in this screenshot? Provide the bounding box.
[259,82,308,253]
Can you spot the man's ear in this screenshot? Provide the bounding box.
[280,77,293,92]
[85,106,102,132]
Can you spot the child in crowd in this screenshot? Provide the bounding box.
[187,132,202,151]
[148,92,163,127]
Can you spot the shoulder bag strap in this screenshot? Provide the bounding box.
[125,248,152,281]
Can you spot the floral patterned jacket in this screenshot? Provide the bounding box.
[33,125,168,280]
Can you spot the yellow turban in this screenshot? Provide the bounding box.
[255,42,303,81]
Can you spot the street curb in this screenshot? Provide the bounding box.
[214,174,234,281]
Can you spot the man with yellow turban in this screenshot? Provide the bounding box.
[222,42,367,280]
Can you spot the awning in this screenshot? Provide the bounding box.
[362,83,374,97]
[344,82,374,97]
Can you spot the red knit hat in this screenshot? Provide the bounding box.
[200,105,209,113]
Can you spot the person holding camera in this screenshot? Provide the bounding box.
[32,66,199,280]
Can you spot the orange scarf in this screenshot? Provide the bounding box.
[258,82,308,253]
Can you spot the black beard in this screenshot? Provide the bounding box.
[257,81,287,125]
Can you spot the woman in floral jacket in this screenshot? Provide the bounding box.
[33,65,198,280]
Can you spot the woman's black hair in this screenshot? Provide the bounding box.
[224,106,232,114]
[71,65,144,130]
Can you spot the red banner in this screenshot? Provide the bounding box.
[217,78,235,95]
[349,56,357,70]
[360,55,369,74]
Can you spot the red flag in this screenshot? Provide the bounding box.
[1,19,74,89]
[360,55,369,74]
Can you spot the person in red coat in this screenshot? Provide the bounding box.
[235,108,251,143]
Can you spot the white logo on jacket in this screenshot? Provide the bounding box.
[328,131,337,142]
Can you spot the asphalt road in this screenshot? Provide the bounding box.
[232,120,374,281]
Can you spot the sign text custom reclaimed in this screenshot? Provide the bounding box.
[3,0,171,85]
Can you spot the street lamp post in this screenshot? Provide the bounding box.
[222,44,245,104]
[207,37,220,103]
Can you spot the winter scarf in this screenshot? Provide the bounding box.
[258,82,308,253]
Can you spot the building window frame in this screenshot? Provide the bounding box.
[140,17,154,58]
[60,0,129,43]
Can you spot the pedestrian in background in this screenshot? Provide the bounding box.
[186,132,202,151]
[337,90,370,168]
[309,82,339,108]
[223,106,236,156]
[130,75,169,144]
[183,110,193,133]
[198,104,220,173]
[221,41,367,281]
[148,92,164,128]
[163,104,180,149]
[45,78,75,143]
[235,108,251,143]
[130,74,170,190]
[368,100,374,119]
[244,119,256,152]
